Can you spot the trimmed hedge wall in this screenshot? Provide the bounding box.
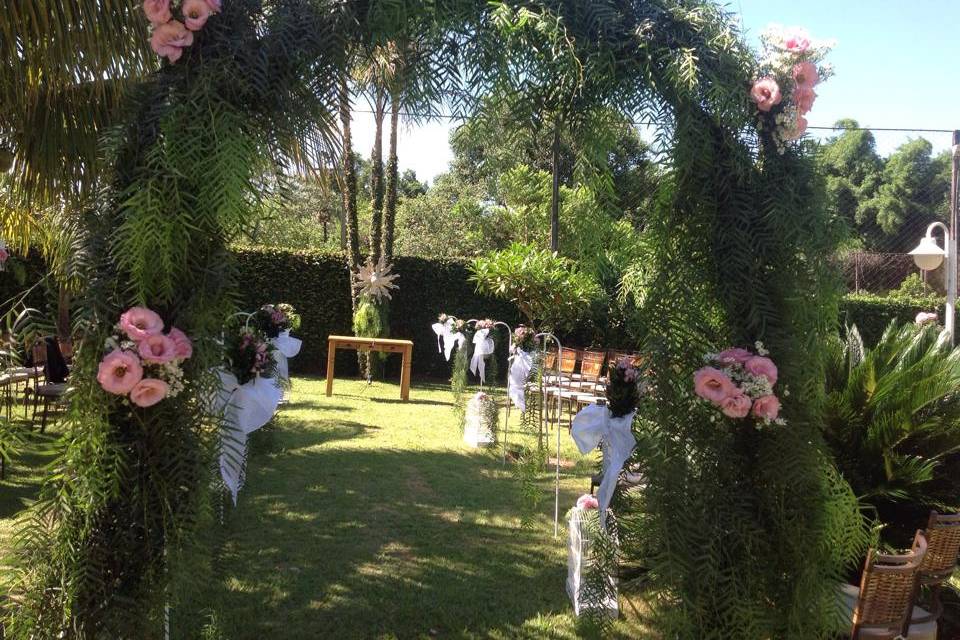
[840,293,949,345]
[233,248,523,378]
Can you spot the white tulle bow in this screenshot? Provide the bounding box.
[470,328,495,382]
[431,319,466,361]
[571,404,637,529]
[271,329,302,385]
[508,348,533,411]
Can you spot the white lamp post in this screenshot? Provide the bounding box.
[909,221,955,342]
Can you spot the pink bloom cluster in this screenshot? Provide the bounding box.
[693,344,783,424]
[144,0,221,64]
[239,328,272,375]
[915,311,938,326]
[751,25,834,152]
[0,247,8,264]
[512,325,536,352]
[576,494,599,510]
[97,307,193,407]
[475,318,496,330]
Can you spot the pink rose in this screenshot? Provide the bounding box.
[129,378,170,408]
[744,356,778,386]
[783,29,811,53]
[720,394,752,419]
[915,312,938,326]
[119,306,164,342]
[693,367,737,404]
[142,0,172,25]
[750,76,782,112]
[717,347,752,365]
[576,494,599,510]
[150,20,194,63]
[182,0,212,30]
[97,350,144,395]
[784,115,808,141]
[751,395,781,421]
[792,61,819,89]
[0,248,8,262]
[138,333,178,363]
[167,327,193,359]
[794,86,817,115]
[205,0,222,11]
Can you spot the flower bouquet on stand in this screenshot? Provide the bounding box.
[508,325,536,412]
[255,303,302,398]
[566,494,618,619]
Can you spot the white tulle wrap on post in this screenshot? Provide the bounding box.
[210,369,284,504]
[571,404,637,529]
[431,319,466,361]
[271,329,302,385]
[508,349,533,411]
[469,328,495,382]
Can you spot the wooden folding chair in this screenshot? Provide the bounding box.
[839,530,932,639]
[908,511,960,633]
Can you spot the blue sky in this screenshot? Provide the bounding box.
[351,1,958,183]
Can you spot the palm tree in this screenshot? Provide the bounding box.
[824,322,960,544]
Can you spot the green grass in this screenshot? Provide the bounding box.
[1,377,648,639]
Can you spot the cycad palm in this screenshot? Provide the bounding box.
[824,322,960,541]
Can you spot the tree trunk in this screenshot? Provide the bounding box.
[339,75,361,275]
[369,89,387,264]
[550,119,561,253]
[383,91,400,263]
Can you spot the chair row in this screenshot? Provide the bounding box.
[539,347,642,426]
[0,337,71,431]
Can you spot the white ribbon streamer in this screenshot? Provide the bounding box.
[508,348,533,411]
[469,328,495,382]
[271,330,302,385]
[571,404,637,529]
[431,319,466,361]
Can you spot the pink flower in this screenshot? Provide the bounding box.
[577,494,599,510]
[167,327,193,359]
[142,0,172,25]
[138,333,178,363]
[792,62,819,89]
[750,76,782,112]
[745,356,778,386]
[0,248,8,262]
[150,20,194,63]
[97,351,144,395]
[751,395,781,421]
[129,378,170,408]
[119,306,164,342]
[720,394,752,419]
[794,85,817,114]
[624,367,638,383]
[783,28,811,53]
[717,347,753,365]
[785,115,808,141]
[915,312,938,326]
[693,367,737,404]
[205,0,222,12]
[182,0,212,31]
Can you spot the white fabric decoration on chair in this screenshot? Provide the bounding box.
[571,404,637,529]
[431,319,466,361]
[508,349,533,411]
[469,328,495,382]
[271,329,302,385]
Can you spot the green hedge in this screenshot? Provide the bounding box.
[840,292,948,345]
[232,248,523,378]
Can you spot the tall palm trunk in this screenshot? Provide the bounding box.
[339,75,361,275]
[369,89,387,264]
[383,91,400,263]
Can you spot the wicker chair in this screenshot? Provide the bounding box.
[908,511,960,632]
[839,530,934,639]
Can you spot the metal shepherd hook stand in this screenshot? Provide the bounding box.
[532,332,564,538]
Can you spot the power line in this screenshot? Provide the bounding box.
[352,109,955,135]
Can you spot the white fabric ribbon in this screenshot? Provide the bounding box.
[271,329,302,385]
[508,348,533,411]
[431,319,466,361]
[571,404,637,529]
[210,369,284,504]
[469,328,495,382]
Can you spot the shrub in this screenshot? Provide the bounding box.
[840,291,947,346]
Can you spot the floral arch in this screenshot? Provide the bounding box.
[4,1,863,638]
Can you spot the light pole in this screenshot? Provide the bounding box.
[910,131,960,344]
[909,222,955,341]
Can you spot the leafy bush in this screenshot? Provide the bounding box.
[469,242,602,332]
[823,322,960,545]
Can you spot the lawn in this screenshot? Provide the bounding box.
[2,377,648,639]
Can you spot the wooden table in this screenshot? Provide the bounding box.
[325,335,414,401]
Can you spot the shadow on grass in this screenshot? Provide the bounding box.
[0,431,57,521]
[369,397,453,407]
[175,430,580,639]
